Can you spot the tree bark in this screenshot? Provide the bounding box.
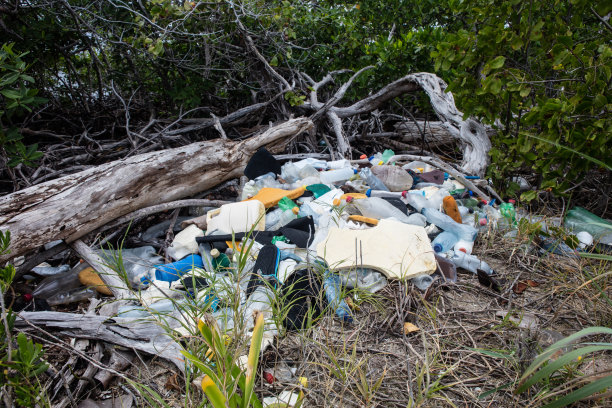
[0,118,313,264]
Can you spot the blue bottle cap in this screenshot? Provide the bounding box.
[353,168,358,174]
[366,189,372,197]
[433,243,443,252]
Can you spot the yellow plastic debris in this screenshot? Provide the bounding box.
[78,267,112,295]
[244,186,306,209]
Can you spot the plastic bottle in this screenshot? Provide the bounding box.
[368,153,384,166]
[280,162,301,183]
[345,179,369,193]
[33,263,88,299]
[327,159,351,170]
[422,208,478,242]
[319,168,357,185]
[297,202,321,224]
[403,190,430,212]
[453,239,474,254]
[381,149,395,164]
[366,189,405,199]
[278,196,298,211]
[210,248,231,273]
[323,271,353,322]
[442,196,462,224]
[499,201,517,228]
[412,274,434,291]
[431,231,459,253]
[359,167,389,192]
[31,264,70,277]
[564,207,612,243]
[46,286,97,306]
[154,254,204,282]
[352,197,412,223]
[297,165,320,179]
[450,250,494,275]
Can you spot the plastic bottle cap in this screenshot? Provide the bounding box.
[401,191,407,198]
[333,199,340,206]
[360,154,367,159]
[23,293,33,302]
[368,156,374,160]
[346,196,353,203]
[458,248,467,253]
[509,199,516,204]
[210,248,220,258]
[353,168,358,174]
[292,207,299,215]
[479,218,488,226]
[433,244,442,252]
[378,160,383,165]
[366,189,372,197]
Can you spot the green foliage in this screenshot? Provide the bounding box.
[0,230,49,406]
[516,326,612,407]
[0,43,46,167]
[432,0,612,195]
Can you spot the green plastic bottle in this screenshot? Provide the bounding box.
[278,196,298,211]
[499,201,517,227]
[210,248,231,272]
[565,207,612,239]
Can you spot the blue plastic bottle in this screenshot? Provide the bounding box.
[431,231,459,253]
[154,254,204,282]
[323,271,353,323]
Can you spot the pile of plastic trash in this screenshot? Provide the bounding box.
[24,147,612,404]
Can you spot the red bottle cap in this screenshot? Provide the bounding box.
[479,218,488,226]
[458,248,467,253]
[359,154,367,159]
[346,196,353,203]
[263,371,275,384]
[23,293,33,302]
[509,199,516,204]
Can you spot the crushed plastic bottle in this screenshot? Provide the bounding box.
[359,167,389,192]
[422,208,478,242]
[564,207,612,244]
[323,271,353,322]
[319,167,357,185]
[351,197,413,224]
[46,286,97,306]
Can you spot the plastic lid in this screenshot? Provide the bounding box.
[401,190,407,198]
[353,168,358,174]
[360,154,367,159]
[458,248,467,253]
[210,248,220,258]
[346,196,353,203]
[433,243,442,252]
[333,199,341,206]
[479,218,488,226]
[508,199,516,204]
[368,155,374,160]
[366,189,372,197]
[292,206,299,215]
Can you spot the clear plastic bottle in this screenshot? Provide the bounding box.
[351,197,412,223]
[327,159,351,170]
[268,207,299,230]
[359,167,389,192]
[421,208,478,242]
[323,271,353,322]
[431,231,459,253]
[46,286,97,306]
[319,168,356,185]
[280,162,301,183]
[450,250,494,275]
[33,264,87,299]
[403,190,431,212]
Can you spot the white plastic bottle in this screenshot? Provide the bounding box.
[453,239,474,254]
[352,197,411,223]
[450,250,494,275]
[319,168,357,185]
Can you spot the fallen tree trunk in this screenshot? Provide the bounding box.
[0,118,313,264]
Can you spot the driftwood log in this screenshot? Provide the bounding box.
[16,311,185,371]
[0,118,313,264]
[304,71,491,176]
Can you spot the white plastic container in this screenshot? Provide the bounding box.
[453,239,474,255]
[205,201,266,235]
[167,224,204,260]
[319,168,356,185]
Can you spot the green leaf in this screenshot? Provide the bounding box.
[489,78,502,94]
[520,190,537,202]
[519,87,531,97]
[1,89,21,100]
[541,374,612,408]
[489,55,506,70]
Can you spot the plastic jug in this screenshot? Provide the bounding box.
[167,224,204,260]
[206,200,266,235]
